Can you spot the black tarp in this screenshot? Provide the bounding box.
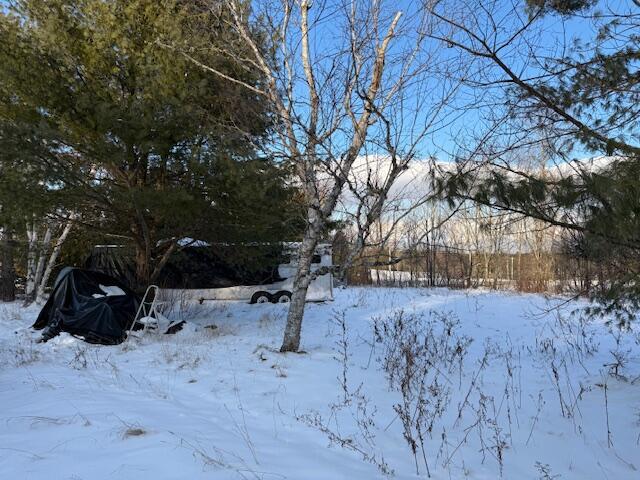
[32,268,140,345]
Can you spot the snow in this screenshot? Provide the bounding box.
[0,287,638,479]
[92,284,126,298]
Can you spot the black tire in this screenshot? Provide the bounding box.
[273,290,292,304]
[250,291,272,304]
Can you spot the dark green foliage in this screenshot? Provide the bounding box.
[0,122,62,227]
[565,160,640,327]
[0,0,301,287]
[444,156,640,325]
[526,0,596,15]
[0,231,16,301]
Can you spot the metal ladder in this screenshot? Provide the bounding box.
[127,285,161,339]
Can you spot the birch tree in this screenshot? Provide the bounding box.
[22,213,78,305]
[182,0,462,351]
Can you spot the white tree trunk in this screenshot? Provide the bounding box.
[280,214,322,352]
[36,218,75,304]
[24,220,39,303]
[33,226,52,292]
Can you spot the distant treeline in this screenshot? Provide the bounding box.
[341,244,618,298]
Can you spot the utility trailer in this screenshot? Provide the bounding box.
[158,243,333,304]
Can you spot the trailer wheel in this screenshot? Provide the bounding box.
[250,291,272,304]
[273,291,292,303]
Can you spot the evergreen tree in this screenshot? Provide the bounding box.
[430,0,640,323]
[0,0,299,288]
[0,118,67,301]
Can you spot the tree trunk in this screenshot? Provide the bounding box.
[24,221,38,303]
[24,226,53,305]
[280,215,322,353]
[134,243,150,290]
[0,230,16,302]
[36,218,74,304]
[33,227,52,289]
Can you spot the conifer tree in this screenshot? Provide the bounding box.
[430,0,640,322]
[0,0,299,288]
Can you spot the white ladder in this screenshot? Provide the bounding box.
[127,285,161,339]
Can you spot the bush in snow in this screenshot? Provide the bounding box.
[374,309,472,477]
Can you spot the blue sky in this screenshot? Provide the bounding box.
[1,0,626,164]
[282,0,608,164]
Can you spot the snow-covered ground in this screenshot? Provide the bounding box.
[1,287,638,479]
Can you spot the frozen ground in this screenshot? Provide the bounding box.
[0,287,639,479]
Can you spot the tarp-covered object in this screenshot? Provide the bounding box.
[33,268,140,345]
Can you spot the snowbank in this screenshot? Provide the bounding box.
[0,288,638,479]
